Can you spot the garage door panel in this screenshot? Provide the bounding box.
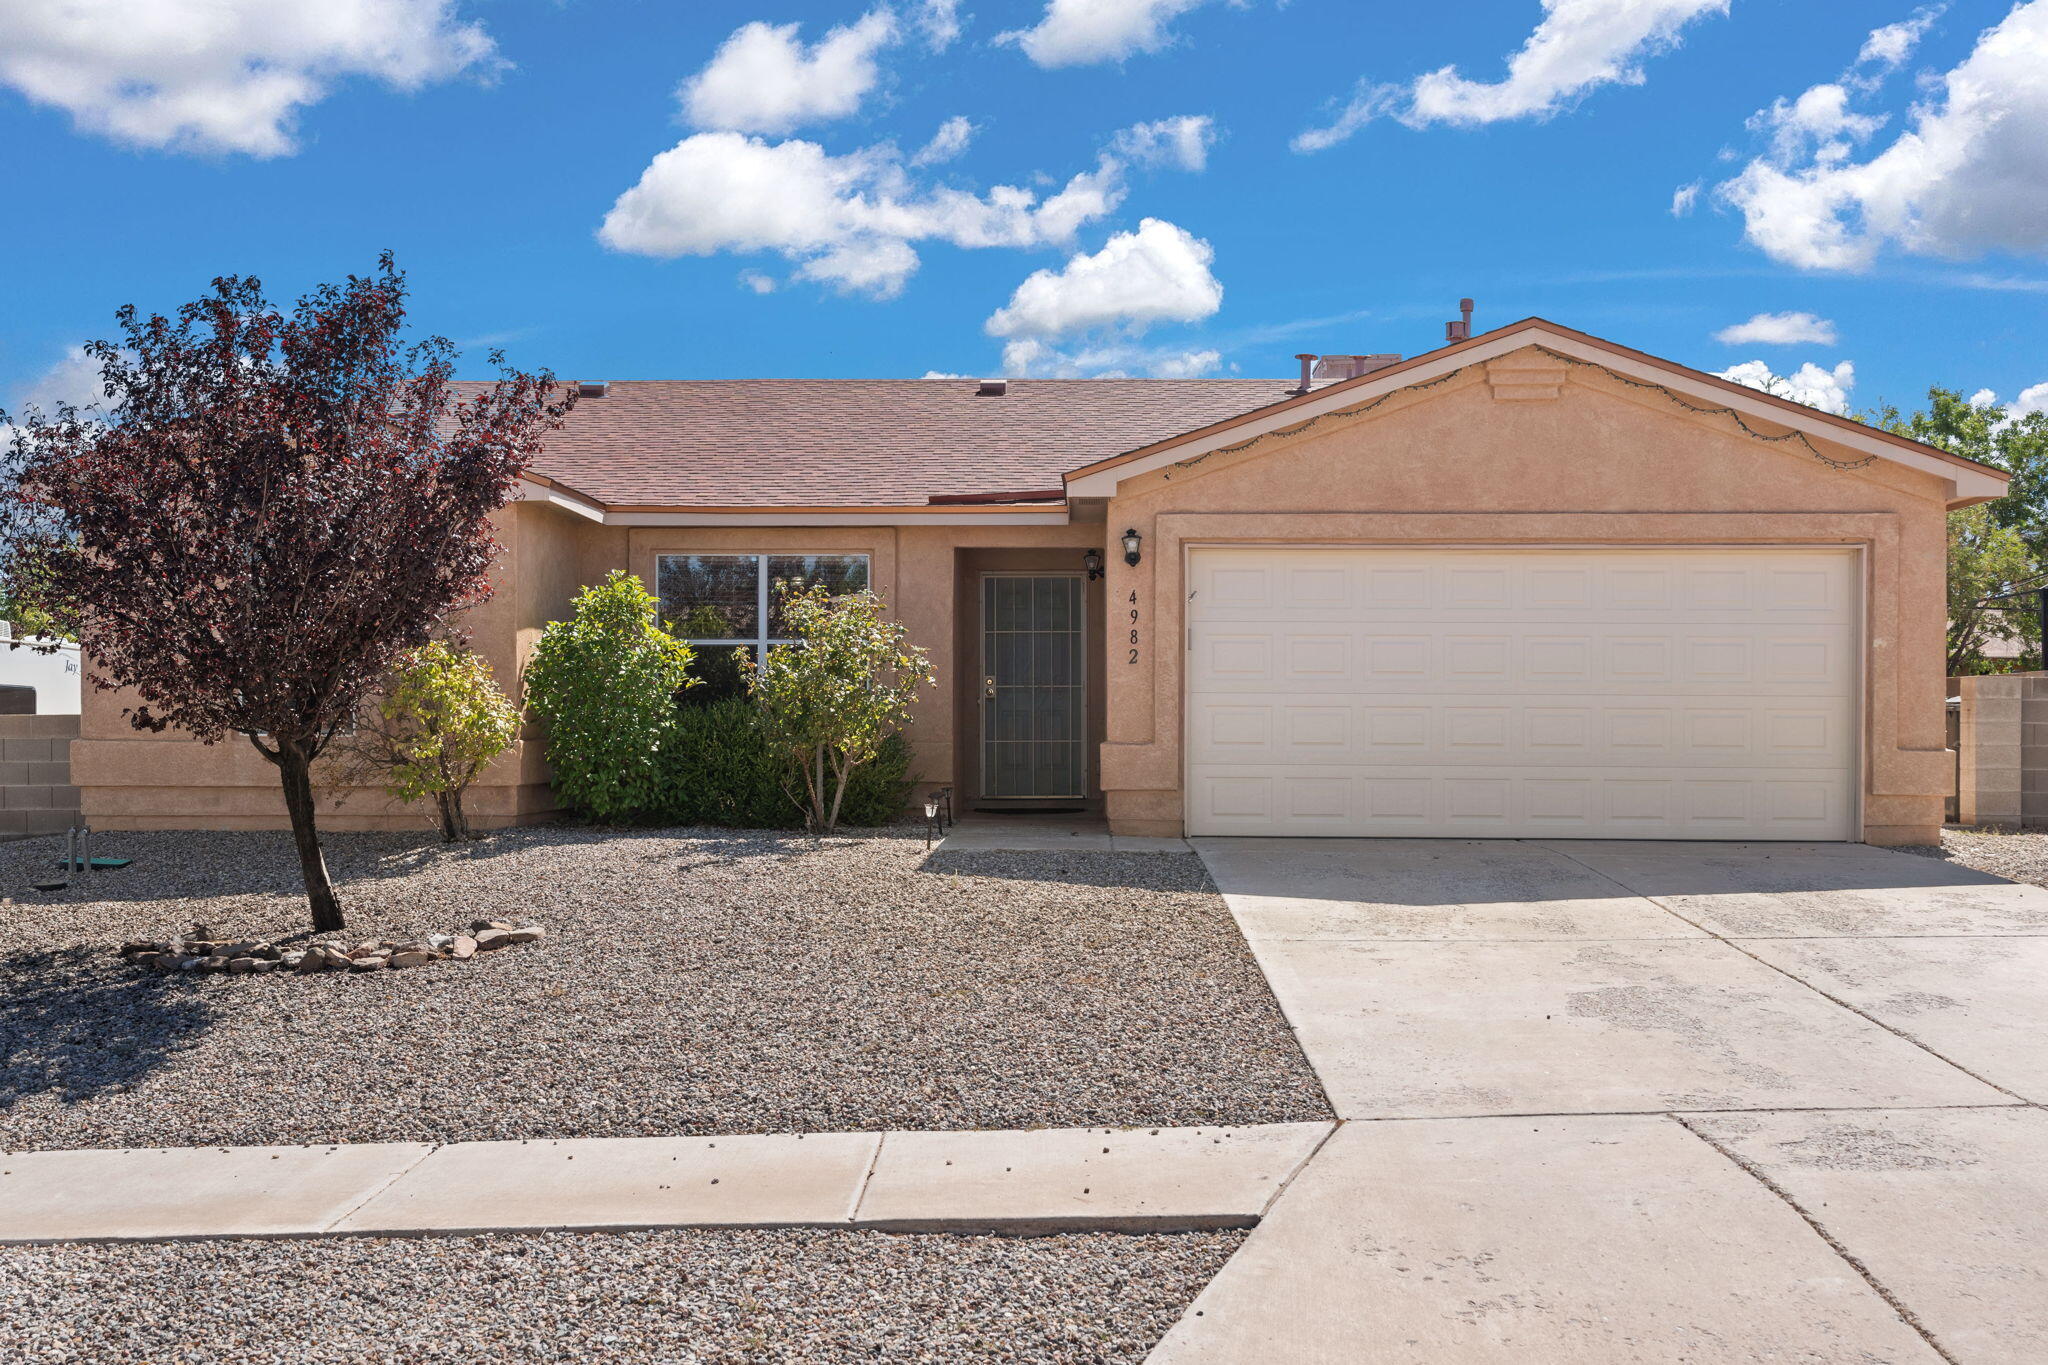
[1186,626,1853,695]
[1186,696,1852,769]
[1186,547,1858,840]
[1187,765,1852,839]
[1189,548,1856,625]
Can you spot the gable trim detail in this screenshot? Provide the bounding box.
[1061,320,2010,506]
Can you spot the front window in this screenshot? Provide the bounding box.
[657,553,871,700]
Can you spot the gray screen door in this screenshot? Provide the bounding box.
[981,575,1086,799]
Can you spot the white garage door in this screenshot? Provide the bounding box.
[1185,547,1859,840]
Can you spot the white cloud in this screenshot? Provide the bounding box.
[1294,0,1729,151]
[1718,2,2048,270]
[917,0,965,51]
[2013,381,2048,418]
[1001,0,1213,68]
[1717,358,1856,414]
[986,217,1222,339]
[1970,387,2000,407]
[738,271,779,294]
[1110,115,1216,171]
[1670,180,1701,216]
[598,132,1126,298]
[1857,6,1945,71]
[0,0,496,157]
[681,10,897,135]
[1713,311,1839,346]
[5,346,104,418]
[910,115,977,166]
[999,338,1223,378]
[1747,83,1886,165]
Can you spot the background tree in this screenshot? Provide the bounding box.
[750,584,935,833]
[1869,388,2048,560]
[0,256,570,932]
[522,570,697,822]
[1944,506,2043,675]
[330,642,519,841]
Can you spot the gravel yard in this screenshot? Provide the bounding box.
[0,826,1327,1151]
[0,1225,1240,1364]
[1895,827,2048,885]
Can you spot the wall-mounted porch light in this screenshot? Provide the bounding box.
[1082,548,1105,581]
[1120,528,1143,567]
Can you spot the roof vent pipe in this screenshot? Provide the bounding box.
[575,381,609,397]
[1445,298,1475,343]
[1293,353,1317,395]
[976,379,1008,397]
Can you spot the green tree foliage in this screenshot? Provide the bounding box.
[1868,388,2048,675]
[1868,389,2048,558]
[660,697,913,828]
[334,642,519,841]
[523,570,696,821]
[1945,506,2042,675]
[749,584,935,833]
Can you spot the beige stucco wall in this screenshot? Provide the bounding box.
[1095,348,1957,846]
[75,505,1104,831]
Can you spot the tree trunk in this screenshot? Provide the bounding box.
[275,742,346,933]
[436,789,471,842]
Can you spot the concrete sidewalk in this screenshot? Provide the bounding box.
[0,1121,1332,1245]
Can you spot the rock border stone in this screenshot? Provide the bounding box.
[117,919,545,977]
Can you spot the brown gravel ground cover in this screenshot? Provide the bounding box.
[0,1226,1243,1364]
[1895,827,2048,885]
[0,826,1329,1151]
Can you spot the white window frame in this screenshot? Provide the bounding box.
[655,552,872,655]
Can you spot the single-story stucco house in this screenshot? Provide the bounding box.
[71,316,2008,846]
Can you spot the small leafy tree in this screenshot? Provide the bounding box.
[750,584,935,833]
[0,256,570,932]
[523,570,696,821]
[333,642,519,841]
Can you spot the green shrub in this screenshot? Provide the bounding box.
[523,570,696,822]
[657,697,914,829]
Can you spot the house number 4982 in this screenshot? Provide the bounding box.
[1127,590,1140,665]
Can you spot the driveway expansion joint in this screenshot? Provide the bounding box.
[1670,1111,1963,1365]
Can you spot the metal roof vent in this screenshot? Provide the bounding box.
[1313,354,1403,381]
[976,379,1008,397]
[575,381,610,398]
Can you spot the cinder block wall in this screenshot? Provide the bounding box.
[0,714,80,840]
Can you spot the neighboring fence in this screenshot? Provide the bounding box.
[0,714,80,840]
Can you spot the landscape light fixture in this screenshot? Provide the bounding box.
[1082,548,1105,580]
[924,795,942,849]
[1121,528,1143,567]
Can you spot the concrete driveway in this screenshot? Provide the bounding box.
[1151,839,2048,1364]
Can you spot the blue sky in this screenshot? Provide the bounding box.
[2,0,2045,422]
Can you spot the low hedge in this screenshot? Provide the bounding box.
[655,697,913,830]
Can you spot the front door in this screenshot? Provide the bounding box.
[980,574,1086,800]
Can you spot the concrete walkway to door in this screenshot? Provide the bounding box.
[1152,839,2048,1364]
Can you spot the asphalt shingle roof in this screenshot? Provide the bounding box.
[521,378,1307,508]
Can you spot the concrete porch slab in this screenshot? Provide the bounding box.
[1249,937,2006,1117]
[1195,837,1704,941]
[854,1121,1333,1232]
[1689,1107,2048,1365]
[935,816,1192,855]
[1146,1115,1941,1364]
[1737,934,2048,1102]
[1538,840,2048,937]
[335,1132,879,1235]
[0,1143,431,1244]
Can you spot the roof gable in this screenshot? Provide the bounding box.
[1061,319,2009,508]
